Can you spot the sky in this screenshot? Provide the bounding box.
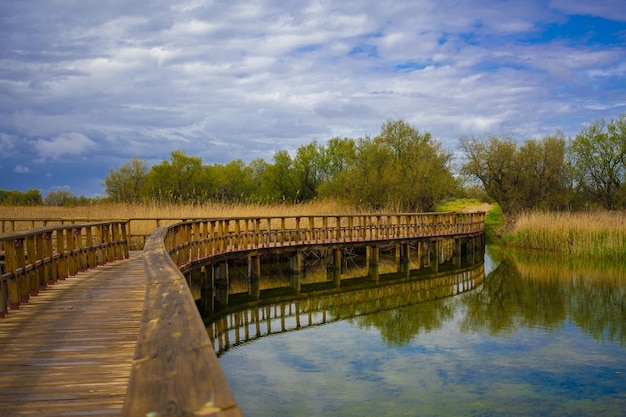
[1,0,625,197]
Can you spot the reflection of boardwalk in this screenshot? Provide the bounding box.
[208,263,485,355]
[0,254,145,416]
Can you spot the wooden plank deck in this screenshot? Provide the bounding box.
[0,252,146,417]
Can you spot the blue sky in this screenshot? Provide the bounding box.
[1,0,625,197]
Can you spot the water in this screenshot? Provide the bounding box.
[216,248,626,416]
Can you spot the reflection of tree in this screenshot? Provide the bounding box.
[354,297,457,347]
[570,276,625,344]
[462,259,567,335]
[462,249,626,345]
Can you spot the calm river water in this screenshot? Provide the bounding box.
[216,247,626,417]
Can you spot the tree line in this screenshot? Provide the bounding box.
[103,119,457,211]
[3,115,625,213]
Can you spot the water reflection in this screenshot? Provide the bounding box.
[461,248,626,345]
[216,248,626,417]
[208,261,485,354]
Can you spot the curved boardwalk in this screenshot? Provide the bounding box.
[0,253,145,417]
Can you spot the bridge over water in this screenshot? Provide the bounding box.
[0,212,485,416]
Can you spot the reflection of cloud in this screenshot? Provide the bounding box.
[33,133,97,159]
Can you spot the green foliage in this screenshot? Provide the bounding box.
[44,189,79,206]
[142,150,209,203]
[320,120,458,211]
[460,133,572,213]
[569,114,626,209]
[104,158,148,203]
[0,189,43,205]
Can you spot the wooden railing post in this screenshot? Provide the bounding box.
[4,239,20,309]
[25,235,38,296]
[84,226,95,268]
[120,222,130,259]
[280,217,286,245]
[74,227,86,272]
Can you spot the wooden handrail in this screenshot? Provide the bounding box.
[161,212,486,269]
[0,221,129,317]
[123,227,242,417]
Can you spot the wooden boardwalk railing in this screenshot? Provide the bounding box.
[160,212,485,270]
[0,221,129,317]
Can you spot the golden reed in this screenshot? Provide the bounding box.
[506,210,626,260]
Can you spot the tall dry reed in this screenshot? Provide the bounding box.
[0,199,360,220]
[505,210,626,260]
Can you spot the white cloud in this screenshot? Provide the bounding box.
[33,133,98,159]
[14,165,30,173]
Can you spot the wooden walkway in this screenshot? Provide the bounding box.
[0,253,146,417]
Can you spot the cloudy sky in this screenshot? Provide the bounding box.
[1,0,625,197]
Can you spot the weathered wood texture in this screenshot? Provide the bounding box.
[0,253,145,417]
[123,228,242,417]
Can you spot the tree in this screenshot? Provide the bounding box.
[321,120,456,211]
[142,150,209,203]
[44,190,78,206]
[0,189,43,205]
[104,158,148,203]
[258,151,297,202]
[517,132,572,210]
[292,141,325,202]
[569,114,626,209]
[211,160,256,202]
[460,133,574,213]
[317,137,356,198]
[460,135,524,213]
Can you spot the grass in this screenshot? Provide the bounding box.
[437,198,503,245]
[504,210,626,260]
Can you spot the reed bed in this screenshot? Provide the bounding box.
[505,211,626,260]
[0,200,368,246]
[0,199,357,220]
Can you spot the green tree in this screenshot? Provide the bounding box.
[339,120,456,211]
[292,141,326,202]
[142,150,209,203]
[461,133,574,213]
[44,190,78,206]
[104,158,148,203]
[518,132,572,210]
[212,160,256,202]
[259,151,297,202]
[317,137,356,198]
[569,114,626,209]
[0,189,43,205]
[460,135,524,213]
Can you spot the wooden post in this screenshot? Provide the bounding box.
[74,227,86,272]
[280,217,286,245]
[368,245,379,283]
[4,240,19,309]
[432,239,439,273]
[248,252,261,300]
[25,235,38,296]
[209,221,216,254]
[295,217,301,244]
[120,222,130,259]
[84,226,96,268]
[43,232,55,284]
[291,250,303,293]
[333,247,341,288]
